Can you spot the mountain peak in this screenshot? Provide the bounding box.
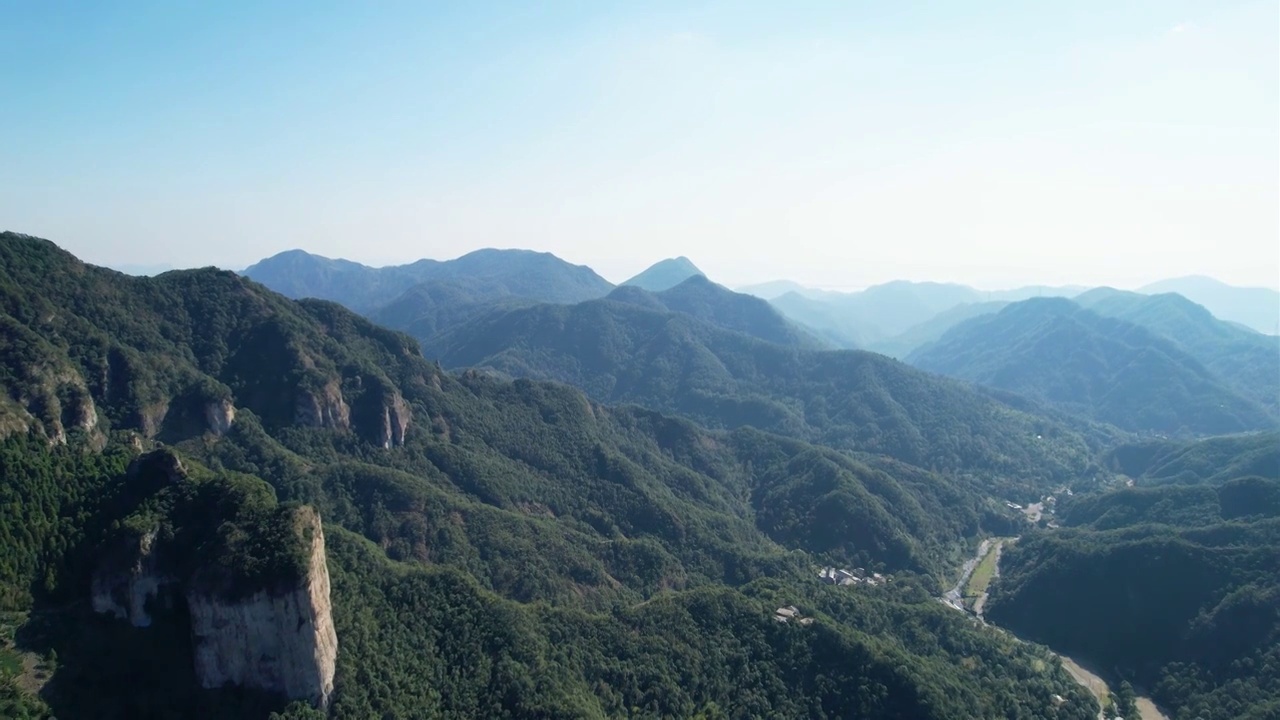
[622,257,705,291]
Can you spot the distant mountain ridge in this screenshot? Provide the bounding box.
[1139,275,1280,336]
[606,275,829,350]
[760,281,1085,353]
[1076,288,1280,415]
[242,247,614,312]
[427,293,1118,496]
[742,277,1278,359]
[907,297,1278,435]
[621,257,704,291]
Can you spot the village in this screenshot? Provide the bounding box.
[817,566,890,587]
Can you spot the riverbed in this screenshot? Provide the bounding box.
[947,539,1171,720]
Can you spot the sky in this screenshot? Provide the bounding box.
[2,1,1277,290]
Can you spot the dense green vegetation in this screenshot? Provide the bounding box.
[322,529,1098,719]
[609,275,829,350]
[907,297,1277,435]
[987,476,1280,720]
[242,247,614,313]
[1103,432,1280,486]
[369,281,542,347]
[0,435,319,719]
[0,232,1104,717]
[427,295,1121,499]
[1077,288,1280,416]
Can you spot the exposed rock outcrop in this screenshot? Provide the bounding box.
[90,528,172,628]
[204,398,236,435]
[378,392,411,448]
[188,508,337,709]
[295,379,351,431]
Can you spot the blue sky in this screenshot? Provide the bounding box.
[2,1,1276,289]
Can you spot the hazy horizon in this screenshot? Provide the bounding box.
[90,245,1278,294]
[4,1,1277,290]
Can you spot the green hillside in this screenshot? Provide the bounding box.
[608,276,830,350]
[1103,432,1280,486]
[0,232,1098,718]
[427,296,1121,499]
[987,476,1280,720]
[907,297,1277,435]
[1076,288,1280,416]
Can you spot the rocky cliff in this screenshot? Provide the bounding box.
[90,496,338,709]
[90,528,171,628]
[204,398,236,435]
[188,507,338,709]
[378,391,412,448]
[295,379,352,431]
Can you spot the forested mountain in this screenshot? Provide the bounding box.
[367,280,542,348]
[427,295,1119,499]
[620,257,704,291]
[242,248,613,312]
[864,301,1009,358]
[1076,288,1280,415]
[1139,275,1280,336]
[987,473,1280,720]
[907,297,1277,436]
[0,232,1098,719]
[607,276,829,350]
[1103,432,1280,486]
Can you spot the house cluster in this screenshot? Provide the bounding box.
[818,566,888,587]
[773,605,814,626]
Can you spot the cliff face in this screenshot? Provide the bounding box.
[295,379,351,431]
[90,528,170,628]
[89,497,338,709]
[187,508,338,709]
[204,398,236,435]
[378,391,411,448]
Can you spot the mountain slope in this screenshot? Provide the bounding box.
[241,247,613,312]
[907,297,1277,435]
[1139,275,1280,336]
[988,477,1280,720]
[620,256,704,291]
[429,296,1118,497]
[1076,288,1280,415]
[865,301,1009,358]
[0,232,1097,719]
[1103,432,1280,486]
[367,279,541,347]
[607,275,830,350]
[767,282,1086,351]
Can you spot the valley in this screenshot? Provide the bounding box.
[0,232,1275,719]
[5,5,1276,717]
[946,538,1173,720]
